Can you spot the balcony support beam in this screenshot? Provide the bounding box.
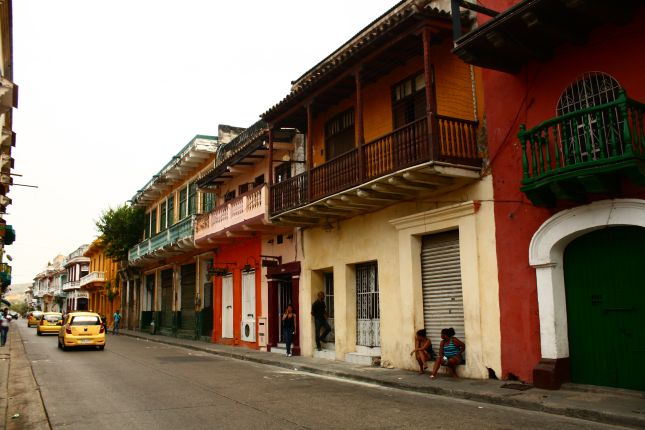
[403,171,453,186]
[388,176,438,190]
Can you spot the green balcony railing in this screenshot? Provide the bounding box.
[128,215,196,262]
[519,90,645,205]
[0,262,11,286]
[0,224,15,245]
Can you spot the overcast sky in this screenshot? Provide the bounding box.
[6,0,396,284]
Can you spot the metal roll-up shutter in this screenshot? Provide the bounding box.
[421,231,465,352]
[161,269,174,328]
[180,263,196,330]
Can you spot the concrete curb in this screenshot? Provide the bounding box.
[121,331,645,429]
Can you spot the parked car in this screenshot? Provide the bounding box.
[36,312,63,335]
[58,312,105,351]
[27,311,44,328]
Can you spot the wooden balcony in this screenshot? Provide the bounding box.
[196,185,291,244]
[269,116,481,225]
[520,91,645,206]
[128,215,198,266]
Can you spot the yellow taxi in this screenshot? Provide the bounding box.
[27,311,44,328]
[58,312,106,351]
[37,312,63,335]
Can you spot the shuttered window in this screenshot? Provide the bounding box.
[392,72,427,129]
[421,231,465,351]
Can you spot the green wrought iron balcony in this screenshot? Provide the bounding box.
[519,91,645,206]
[0,262,11,287]
[128,215,197,266]
[0,224,15,245]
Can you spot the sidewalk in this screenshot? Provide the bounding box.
[120,328,645,428]
[1,324,51,430]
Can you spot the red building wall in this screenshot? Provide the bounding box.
[481,4,645,381]
[211,237,262,348]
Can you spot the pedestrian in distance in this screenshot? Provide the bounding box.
[410,328,435,374]
[0,308,12,347]
[311,291,331,351]
[430,327,465,379]
[282,303,297,357]
[113,310,121,335]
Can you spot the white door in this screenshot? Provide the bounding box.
[221,274,233,338]
[240,271,256,342]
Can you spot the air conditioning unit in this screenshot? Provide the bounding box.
[240,319,256,342]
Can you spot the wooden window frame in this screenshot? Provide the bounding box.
[324,108,355,160]
[391,71,427,129]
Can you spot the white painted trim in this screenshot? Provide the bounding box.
[529,199,645,359]
[390,200,491,379]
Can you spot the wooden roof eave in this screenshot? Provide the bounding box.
[262,10,453,125]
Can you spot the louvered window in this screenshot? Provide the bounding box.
[392,72,426,129]
[421,231,465,351]
[325,108,355,160]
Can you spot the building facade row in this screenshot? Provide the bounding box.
[25,0,642,394]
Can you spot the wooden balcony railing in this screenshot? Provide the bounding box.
[271,174,308,215]
[311,149,359,200]
[364,117,430,180]
[436,115,479,162]
[270,115,480,216]
[519,91,645,184]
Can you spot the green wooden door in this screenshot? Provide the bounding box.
[564,227,645,391]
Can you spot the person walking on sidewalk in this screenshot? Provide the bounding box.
[282,304,297,357]
[113,310,121,335]
[0,308,12,347]
[311,292,331,351]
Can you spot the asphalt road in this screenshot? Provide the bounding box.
[17,321,627,430]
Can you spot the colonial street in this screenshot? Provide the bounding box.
[8,321,629,430]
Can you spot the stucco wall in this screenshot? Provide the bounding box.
[299,175,500,377]
[481,3,645,381]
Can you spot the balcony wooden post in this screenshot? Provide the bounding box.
[306,102,313,202]
[355,68,365,182]
[268,127,274,212]
[422,27,439,160]
[268,128,274,186]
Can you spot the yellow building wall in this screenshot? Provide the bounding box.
[86,243,120,324]
[311,38,478,167]
[299,176,501,379]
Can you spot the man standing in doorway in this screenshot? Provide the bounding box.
[311,292,331,351]
[113,310,121,335]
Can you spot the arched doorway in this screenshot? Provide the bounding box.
[564,227,645,390]
[529,199,645,389]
